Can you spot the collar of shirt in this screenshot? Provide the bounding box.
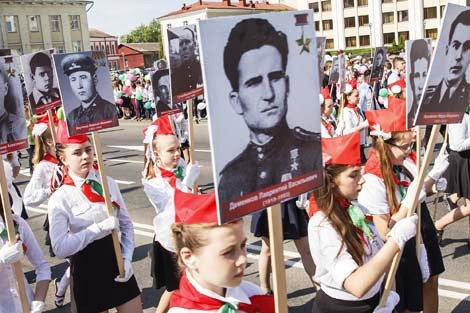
[81,94,99,110]
[32,88,59,104]
[68,169,98,189]
[185,270,252,307]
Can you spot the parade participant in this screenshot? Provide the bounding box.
[436,107,470,243]
[338,84,369,163]
[60,53,118,128]
[168,190,275,313]
[387,57,405,85]
[359,101,447,313]
[48,133,142,313]
[142,115,200,313]
[0,170,51,313]
[320,87,336,138]
[309,132,414,313]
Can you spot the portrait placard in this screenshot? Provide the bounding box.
[414,3,470,125]
[150,69,183,116]
[328,56,339,85]
[338,53,346,93]
[53,51,118,136]
[168,24,203,104]
[370,47,387,82]
[406,39,432,128]
[316,37,326,87]
[0,56,28,154]
[198,11,323,224]
[21,49,62,114]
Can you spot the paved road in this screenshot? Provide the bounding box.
[15,119,470,312]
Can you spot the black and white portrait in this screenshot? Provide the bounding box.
[370,47,387,82]
[198,11,323,223]
[151,69,182,116]
[21,49,61,114]
[167,24,203,104]
[0,56,27,154]
[316,37,326,87]
[328,56,339,85]
[406,39,432,128]
[415,4,470,125]
[53,51,118,136]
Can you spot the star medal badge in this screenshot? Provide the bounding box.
[294,13,311,54]
[290,148,299,171]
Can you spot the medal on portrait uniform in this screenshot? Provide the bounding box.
[294,13,311,54]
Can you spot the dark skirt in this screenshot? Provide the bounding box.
[70,235,140,313]
[444,149,470,199]
[313,289,380,313]
[250,198,309,240]
[150,240,180,291]
[396,202,445,312]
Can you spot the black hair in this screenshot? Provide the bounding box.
[448,9,470,45]
[29,52,52,75]
[180,27,195,41]
[409,40,430,72]
[223,18,288,91]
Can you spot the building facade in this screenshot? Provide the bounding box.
[276,0,470,50]
[0,0,92,55]
[158,0,294,58]
[89,28,119,70]
[118,43,161,70]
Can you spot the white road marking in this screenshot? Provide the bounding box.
[106,158,144,164]
[108,145,144,151]
[26,206,470,302]
[194,149,211,153]
[20,169,31,177]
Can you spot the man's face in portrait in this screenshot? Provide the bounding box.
[0,73,7,112]
[157,74,170,105]
[32,65,53,94]
[445,23,470,86]
[375,53,384,67]
[411,57,428,102]
[68,70,97,103]
[230,45,288,132]
[179,29,196,65]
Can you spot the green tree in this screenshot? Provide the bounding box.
[121,19,161,44]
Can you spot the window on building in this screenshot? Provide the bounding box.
[315,21,320,31]
[323,20,333,30]
[321,0,332,12]
[382,0,393,3]
[54,46,65,53]
[383,32,395,44]
[309,2,319,12]
[358,0,368,6]
[398,31,409,41]
[50,15,61,32]
[111,44,115,54]
[346,36,357,48]
[73,40,82,52]
[5,16,17,33]
[359,35,370,46]
[424,7,437,19]
[344,0,354,9]
[106,44,110,55]
[183,20,188,26]
[425,28,438,40]
[125,59,129,68]
[358,15,369,26]
[383,12,394,24]
[167,24,171,29]
[397,10,408,22]
[28,15,40,32]
[70,15,80,31]
[440,5,446,16]
[91,45,94,50]
[344,17,355,28]
[326,38,334,49]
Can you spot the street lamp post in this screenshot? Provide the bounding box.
[368,22,374,57]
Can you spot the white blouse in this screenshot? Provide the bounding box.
[0,215,51,313]
[308,205,384,301]
[340,106,367,145]
[448,113,470,152]
[23,160,56,208]
[48,169,134,261]
[168,270,264,313]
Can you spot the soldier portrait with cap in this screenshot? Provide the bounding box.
[23,51,61,113]
[216,17,322,206]
[59,53,117,131]
[417,8,470,120]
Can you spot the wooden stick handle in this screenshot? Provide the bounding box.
[267,204,288,313]
[91,132,124,277]
[379,124,440,307]
[47,109,57,146]
[186,99,198,193]
[415,127,422,257]
[0,159,30,312]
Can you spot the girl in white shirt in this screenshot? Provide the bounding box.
[48,134,142,313]
[0,186,51,313]
[168,189,274,313]
[142,116,200,313]
[309,132,416,313]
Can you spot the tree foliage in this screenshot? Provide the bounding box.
[387,36,405,55]
[121,19,162,44]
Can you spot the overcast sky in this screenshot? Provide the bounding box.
[87,0,187,37]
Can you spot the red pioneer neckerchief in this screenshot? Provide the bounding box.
[42,153,58,164]
[170,273,274,313]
